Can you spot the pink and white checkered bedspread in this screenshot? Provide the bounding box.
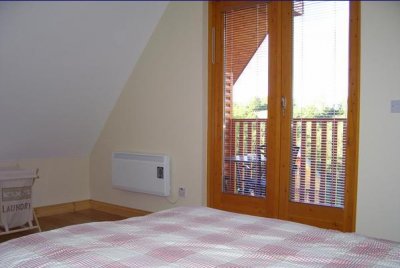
[0,206,399,267]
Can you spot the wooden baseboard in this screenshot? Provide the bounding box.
[89,200,150,218]
[34,200,150,218]
[34,200,91,217]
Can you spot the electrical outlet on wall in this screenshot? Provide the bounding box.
[391,100,400,113]
[178,187,186,198]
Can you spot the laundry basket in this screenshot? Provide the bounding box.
[0,167,40,234]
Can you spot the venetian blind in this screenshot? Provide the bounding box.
[290,1,349,208]
[222,3,268,198]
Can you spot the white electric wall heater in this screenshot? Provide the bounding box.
[112,152,170,196]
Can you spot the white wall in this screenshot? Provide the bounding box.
[90,2,207,212]
[0,1,167,161]
[88,1,400,241]
[357,2,400,242]
[17,157,90,207]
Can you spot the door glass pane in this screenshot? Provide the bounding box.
[290,1,349,208]
[222,4,268,198]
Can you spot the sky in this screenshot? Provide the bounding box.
[232,1,349,110]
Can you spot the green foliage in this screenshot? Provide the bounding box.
[233,97,267,119]
[293,104,346,118]
[233,97,346,119]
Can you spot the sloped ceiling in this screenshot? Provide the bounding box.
[0,1,168,160]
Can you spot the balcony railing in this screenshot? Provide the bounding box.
[224,118,347,208]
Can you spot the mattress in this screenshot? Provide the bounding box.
[0,206,399,267]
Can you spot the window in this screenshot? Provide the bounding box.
[290,2,349,208]
[208,1,360,231]
[223,3,268,198]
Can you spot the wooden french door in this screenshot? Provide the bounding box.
[207,1,359,231]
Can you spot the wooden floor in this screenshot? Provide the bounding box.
[0,209,127,243]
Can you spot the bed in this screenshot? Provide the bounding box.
[0,206,399,267]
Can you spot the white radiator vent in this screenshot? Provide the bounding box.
[112,152,170,196]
